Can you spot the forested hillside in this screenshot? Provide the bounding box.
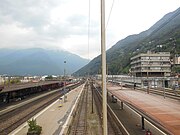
[74,7,180,76]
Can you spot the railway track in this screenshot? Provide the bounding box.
[68,80,129,135]
[0,82,82,135]
[68,82,88,135]
[93,84,125,135]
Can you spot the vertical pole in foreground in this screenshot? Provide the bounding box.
[91,80,94,113]
[101,0,108,134]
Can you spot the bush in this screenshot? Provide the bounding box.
[27,119,42,135]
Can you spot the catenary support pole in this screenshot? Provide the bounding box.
[92,80,94,113]
[141,116,145,130]
[121,101,123,110]
[101,0,107,134]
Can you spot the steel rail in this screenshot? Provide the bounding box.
[93,84,129,135]
[0,82,83,134]
[69,82,88,135]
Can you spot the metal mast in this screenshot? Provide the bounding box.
[101,0,108,134]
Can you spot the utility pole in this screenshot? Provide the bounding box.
[101,0,108,134]
[147,71,149,94]
[91,79,94,113]
[64,61,67,102]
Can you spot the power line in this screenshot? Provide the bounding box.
[149,8,180,37]
[88,0,91,61]
[106,0,115,29]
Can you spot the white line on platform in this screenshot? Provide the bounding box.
[11,85,82,135]
[145,119,167,135]
[124,103,166,135]
[11,98,59,135]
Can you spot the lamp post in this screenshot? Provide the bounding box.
[64,61,67,102]
[91,79,94,114]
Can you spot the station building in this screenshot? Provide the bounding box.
[130,51,171,77]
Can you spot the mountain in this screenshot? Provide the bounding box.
[0,48,89,75]
[74,7,180,76]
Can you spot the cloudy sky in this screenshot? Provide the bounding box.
[0,0,179,59]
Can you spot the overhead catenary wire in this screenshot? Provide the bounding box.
[148,9,180,38]
[88,0,91,61]
[106,0,115,29]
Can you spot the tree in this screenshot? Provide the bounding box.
[27,119,42,135]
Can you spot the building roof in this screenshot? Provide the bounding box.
[0,81,60,93]
[131,52,170,60]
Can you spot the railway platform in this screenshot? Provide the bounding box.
[10,84,84,135]
[107,83,180,135]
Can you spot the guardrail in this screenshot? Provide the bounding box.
[136,87,180,100]
[114,80,180,100]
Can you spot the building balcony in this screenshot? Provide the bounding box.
[131,65,171,69]
[140,64,171,67]
[131,59,170,64]
[133,69,171,73]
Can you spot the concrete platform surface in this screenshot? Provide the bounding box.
[107,84,180,135]
[10,84,84,135]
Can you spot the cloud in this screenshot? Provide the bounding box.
[0,23,58,49]
[0,1,47,27]
[0,0,94,54]
[0,0,179,59]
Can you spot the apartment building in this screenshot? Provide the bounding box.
[130,51,171,77]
